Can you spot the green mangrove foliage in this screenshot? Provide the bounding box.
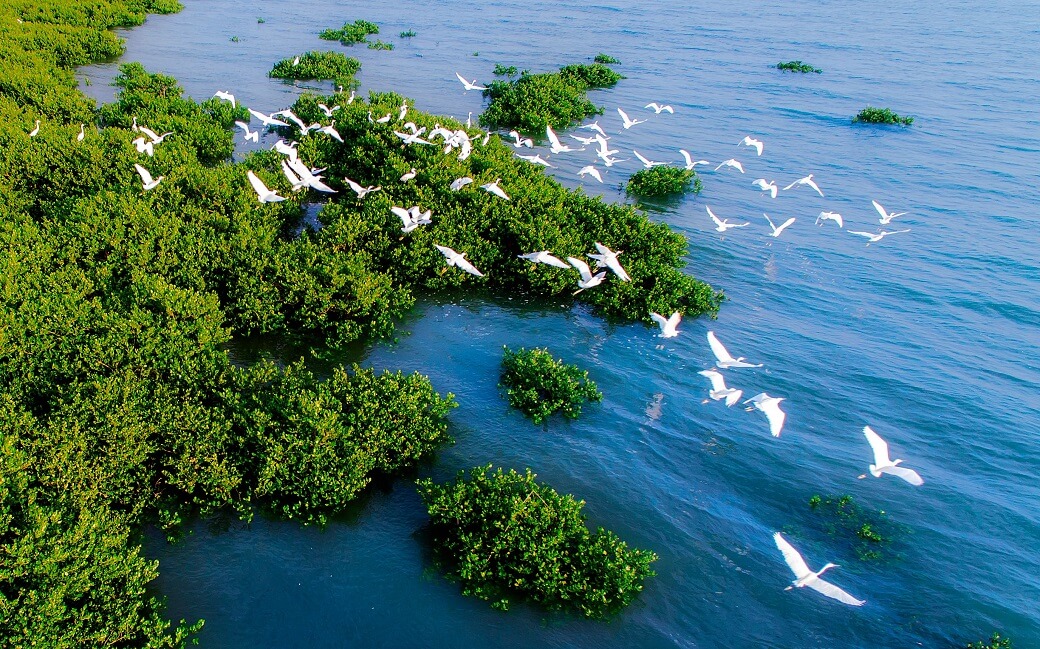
[808,494,902,561]
[399,30,417,38]
[480,63,624,133]
[417,465,657,617]
[627,166,701,197]
[493,63,520,77]
[368,39,394,50]
[500,347,602,424]
[269,51,361,89]
[966,634,1013,649]
[776,60,821,73]
[320,19,380,46]
[853,106,914,125]
[594,53,621,64]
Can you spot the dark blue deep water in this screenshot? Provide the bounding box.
[80,1,1040,646]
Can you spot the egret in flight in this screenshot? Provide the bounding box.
[567,257,607,292]
[617,107,647,129]
[715,158,744,173]
[246,170,286,203]
[213,90,236,107]
[650,311,682,338]
[745,393,786,437]
[133,163,163,191]
[739,136,764,156]
[450,176,473,191]
[518,251,571,269]
[588,242,631,281]
[773,532,865,606]
[706,331,762,368]
[680,150,710,170]
[872,200,907,225]
[578,165,603,183]
[816,211,844,228]
[435,244,484,276]
[764,213,796,238]
[706,206,749,233]
[752,178,778,198]
[634,150,666,169]
[645,102,674,114]
[783,174,824,197]
[859,426,924,485]
[847,229,910,244]
[696,369,742,406]
[455,72,487,91]
[235,120,259,142]
[480,178,510,200]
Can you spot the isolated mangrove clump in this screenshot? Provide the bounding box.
[966,633,1013,649]
[493,63,520,77]
[776,60,822,73]
[269,51,361,88]
[320,19,380,46]
[417,465,658,617]
[399,29,417,38]
[853,106,914,125]
[627,166,701,197]
[594,53,621,65]
[480,63,624,133]
[500,347,602,424]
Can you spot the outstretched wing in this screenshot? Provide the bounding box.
[567,257,592,280]
[806,578,866,606]
[773,532,811,579]
[545,125,562,148]
[863,426,892,467]
[872,200,887,220]
[706,331,735,364]
[649,312,669,333]
[133,163,153,185]
[761,400,786,437]
[880,465,924,486]
[246,170,269,196]
[706,207,724,227]
[697,369,727,393]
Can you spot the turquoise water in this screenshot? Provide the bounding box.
[82,0,1040,646]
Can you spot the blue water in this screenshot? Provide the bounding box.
[81,0,1040,646]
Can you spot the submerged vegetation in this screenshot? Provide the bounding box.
[853,106,914,125]
[966,633,1014,649]
[627,166,701,197]
[269,51,361,88]
[500,347,602,424]
[493,63,520,76]
[319,19,380,46]
[776,60,822,73]
[480,63,624,133]
[368,39,394,50]
[417,465,657,617]
[807,494,902,561]
[399,29,417,38]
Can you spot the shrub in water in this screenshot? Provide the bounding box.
[493,63,519,76]
[399,30,417,38]
[320,19,380,46]
[594,53,621,64]
[776,60,821,73]
[269,51,361,87]
[627,166,701,197]
[367,39,393,50]
[966,633,1013,649]
[417,465,658,617]
[500,347,602,424]
[853,106,914,125]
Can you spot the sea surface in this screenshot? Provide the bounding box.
[79,1,1040,646]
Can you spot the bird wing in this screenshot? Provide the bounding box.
[847,230,876,239]
[455,256,484,276]
[806,178,824,196]
[697,369,727,393]
[763,213,777,231]
[773,533,812,579]
[280,160,302,185]
[776,218,797,234]
[545,125,561,148]
[863,426,892,467]
[649,312,669,333]
[645,103,659,111]
[541,253,571,269]
[617,107,630,123]
[588,168,603,182]
[434,244,456,259]
[880,465,924,486]
[455,72,467,85]
[761,399,786,437]
[567,257,592,280]
[133,164,153,185]
[344,177,365,194]
[634,150,652,167]
[782,178,799,190]
[680,149,693,167]
[450,177,472,190]
[606,257,631,281]
[706,331,736,363]
[391,207,412,223]
[871,200,887,220]
[667,312,682,330]
[246,170,269,196]
[706,207,724,227]
[806,577,865,606]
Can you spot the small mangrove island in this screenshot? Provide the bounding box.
[500,346,602,424]
[853,106,914,125]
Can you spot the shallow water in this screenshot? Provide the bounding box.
[82,0,1040,645]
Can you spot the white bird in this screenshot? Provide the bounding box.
[580,121,607,137]
[292,56,300,67]
[847,228,911,244]
[706,206,749,233]
[706,331,762,369]
[567,257,607,291]
[679,150,710,170]
[516,153,554,167]
[213,90,236,107]
[394,129,432,146]
[248,109,290,127]
[578,165,603,183]
[783,174,824,197]
[392,206,431,233]
[286,158,335,193]
[435,244,484,276]
[246,170,286,203]
[273,109,312,134]
[450,177,473,191]
[76,124,85,142]
[773,532,865,606]
[235,120,259,142]
[272,139,298,161]
[650,311,681,338]
[872,200,907,225]
[131,136,154,157]
[400,168,417,182]
[399,102,409,122]
[813,212,842,228]
[28,119,40,137]
[600,155,627,167]
[138,125,173,144]
[594,135,619,159]
[343,177,381,198]
[345,90,356,104]
[714,158,744,173]
[280,160,307,192]
[518,251,571,269]
[617,107,646,129]
[859,426,924,486]
[508,130,533,148]
[752,178,778,199]
[455,72,487,91]
[645,102,674,114]
[764,213,796,238]
[480,178,510,200]
[744,393,786,437]
[739,136,764,156]
[588,242,631,281]
[570,134,599,146]
[696,369,743,406]
[546,125,580,154]
[133,163,163,191]
[318,103,340,117]
[634,150,666,169]
[316,122,343,142]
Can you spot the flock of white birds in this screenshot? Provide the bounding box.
[43,63,925,610]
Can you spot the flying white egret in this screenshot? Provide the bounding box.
[287,158,336,193]
[318,103,340,117]
[246,170,286,203]
[392,206,431,233]
[400,168,417,182]
[450,177,473,191]
[518,251,571,269]
[578,165,603,183]
[480,178,510,200]
[752,178,778,198]
[248,109,290,127]
[280,160,307,192]
[714,158,744,173]
[435,244,484,276]
[745,393,786,437]
[594,135,619,159]
[600,155,626,167]
[634,150,666,169]
[680,150,710,170]
[76,124,85,142]
[872,200,907,225]
[764,213,796,238]
[773,532,865,606]
[235,120,259,142]
[272,139,299,161]
[706,331,762,368]
[706,206,749,232]
[316,122,343,142]
[133,163,163,191]
[343,177,381,198]
[394,129,431,145]
[28,120,40,137]
[859,426,924,485]
[138,125,173,144]
[580,121,607,137]
[783,174,824,197]
[816,211,844,228]
[739,135,764,156]
[617,107,646,129]
[131,137,154,157]
[455,72,487,91]
[273,109,312,134]
[848,228,910,244]
[508,130,533,148]
[696,369,742,406]
[650,311,681,338]
[570,133,599,145]
[516,153,554,167]
[567,257,607,292]
[213,90,236,107]
[546,125,581,153]
[588,242,631,281]
[645,102,674,114]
